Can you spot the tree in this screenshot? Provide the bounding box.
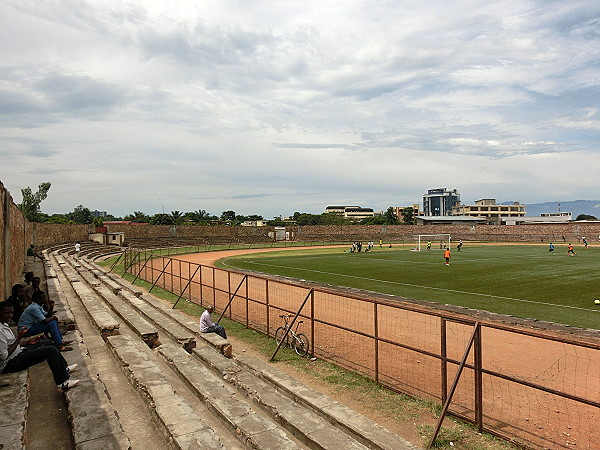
[170,210,184,225]
[360,216,386,225]
[150,213,174,225]
[123,211,150,223]
[267,217,285,226]
[185,209,212,224]
[67,205,94,224]
[320,213,349,225]
[401,207,415,225]
[93,217,104,227]
[18,182,51,222]
[384,207,399,225]
[220,210,236,222]
[575,214,597,221]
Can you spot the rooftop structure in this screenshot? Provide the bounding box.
[423,188,460,216]
[452,199,526,225]
[325,205,374,221]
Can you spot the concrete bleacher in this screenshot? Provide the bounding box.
[2,245,418,449]
[0,253,131,450]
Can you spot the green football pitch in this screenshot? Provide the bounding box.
[218,244,600,331]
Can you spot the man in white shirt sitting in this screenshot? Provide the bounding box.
[199,305,227,339]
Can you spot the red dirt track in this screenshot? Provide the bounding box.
[139,247,599,449]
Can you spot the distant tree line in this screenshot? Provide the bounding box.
[17,182,415,226]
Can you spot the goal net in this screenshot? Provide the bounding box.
[413,234,451,251]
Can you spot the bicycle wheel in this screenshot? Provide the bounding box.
[275,327,289,348]
[292,333,309,357]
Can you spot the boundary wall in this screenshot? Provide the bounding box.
[291,224,600,243]
[0,182,32,298]
[126,249,600,449]
[105,223,600,244]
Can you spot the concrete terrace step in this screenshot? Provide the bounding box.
[68,263,159,348]
[63,331,131,450]
[235,356,419,450]
[157,341,302,450]
[69,256,192,349]
[0,371,28,450]
[84,259,232,357]
[51,254,121,338]
[106,334,225,449]
[44,253,132,449]
[190,346,371,450]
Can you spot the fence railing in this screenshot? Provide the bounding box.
[123,247,600,449]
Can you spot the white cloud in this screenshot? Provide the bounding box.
[1,0,599,217]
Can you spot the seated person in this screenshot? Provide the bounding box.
[0,301,78,391]
[18,291,72,352]
[23,271,34,287]
[27,244,43,260]
[199,305,227,339]
[24,276,42,303]
[6,284,28,324]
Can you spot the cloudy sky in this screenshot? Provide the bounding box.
[1,1,599,218]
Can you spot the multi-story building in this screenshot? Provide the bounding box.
[393,204,421,223]
[452,199,526,224]
[325,206,375,221]
[423,188,460,216]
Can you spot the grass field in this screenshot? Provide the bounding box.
[218,243,600,330]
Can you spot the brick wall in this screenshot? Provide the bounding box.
[102,222,600,243]
[104,224,275,239]
[292,224,600,243]
[1,182,33,298]
[33,222,89,246]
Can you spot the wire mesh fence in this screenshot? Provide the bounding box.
[124,248,600,449]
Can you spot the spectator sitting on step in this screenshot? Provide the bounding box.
[24,276,42,303]
[27,244,43,260]
[18,291,73,352]
[6,284,29,324]
[0,301,79,391]
[199,305,227,339]
[23,271,34,287]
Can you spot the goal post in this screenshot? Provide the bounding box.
[414,234,451,251]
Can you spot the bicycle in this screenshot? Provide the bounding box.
[275,314,310,357]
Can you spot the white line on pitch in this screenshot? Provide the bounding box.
[224,260,599,313]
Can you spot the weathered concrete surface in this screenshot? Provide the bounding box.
[157,342,301,450]
[52,254,121,337]
[140,293,233,357]
[107,334,225,449]
[71,265,159,348]
[236,356,419,450]
[63,332,131,450]
[0,371,28,450]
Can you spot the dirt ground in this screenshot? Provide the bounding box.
[137,247,599,449]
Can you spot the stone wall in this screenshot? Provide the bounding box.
[33,222,89,247]
[292,223,600,243]
[0,182,33,298]
[100,222,600,243]
[104,224,274,239]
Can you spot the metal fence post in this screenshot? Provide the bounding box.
[475,323,483,431]
[441,318,448,403]
[428,322,479,449]
[310,290,314,357]
[266,279,270,337]
[374,302,379,383]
